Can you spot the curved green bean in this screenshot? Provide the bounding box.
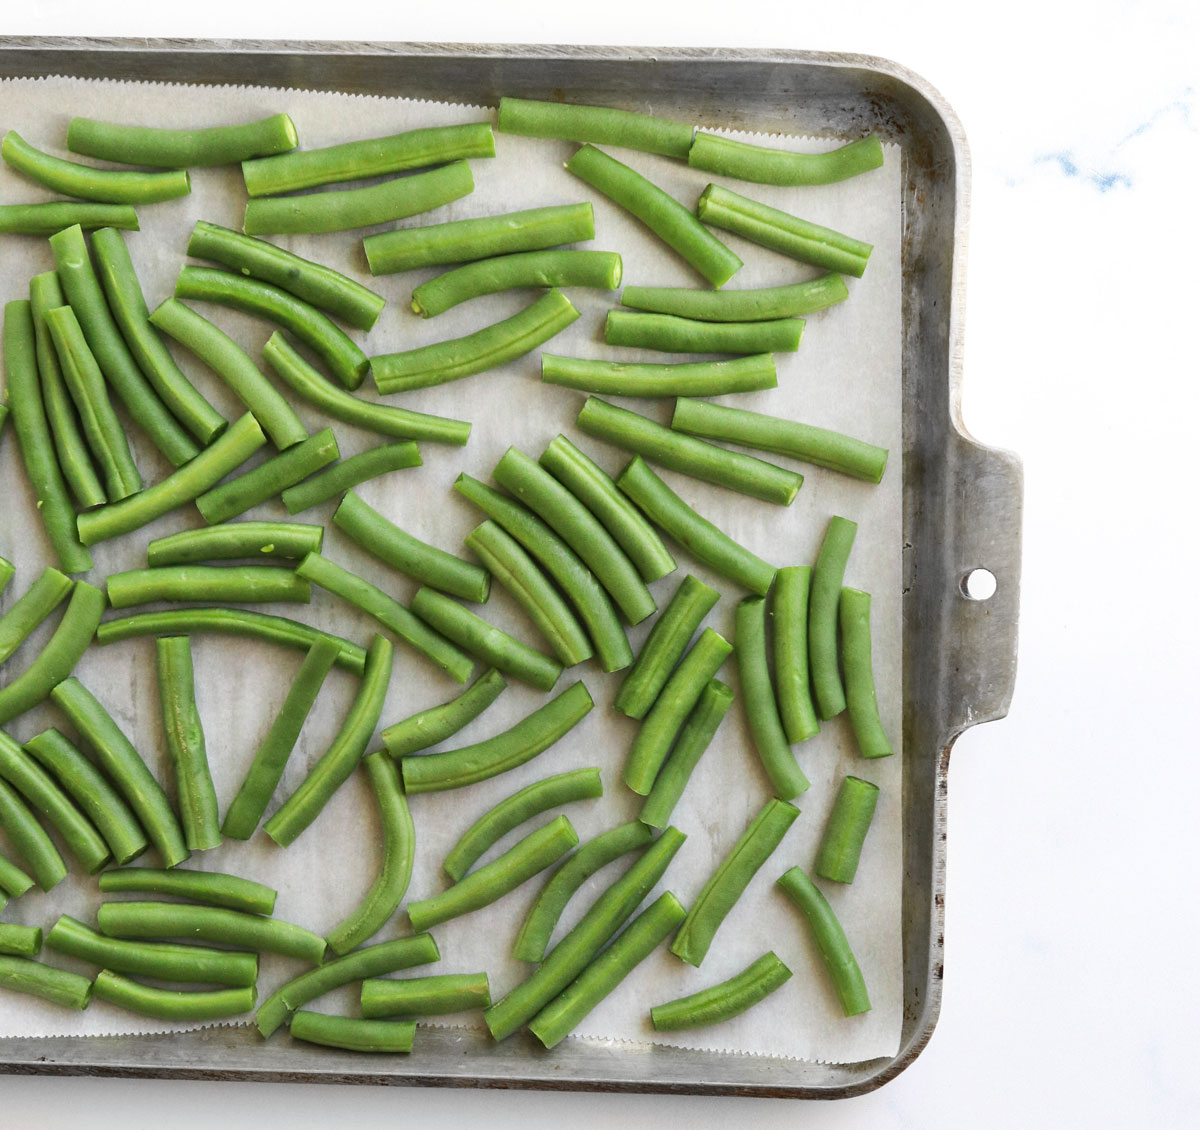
[606,310,803,355]
[772,566,819,744]
[621,274,849,322]
[650,950,792,1030]
[361,971,490,1018]
[498,96,692,158]
[98,867,277,915]
[815,775,880,884]
[810,516,857,719]
[92,970,255,1021]
[147,521,324,566]
[0,566,74,665]
[69,112,298,168]
[0,954,92,1009]
[688,131,884,186]
[840,588,894,759]
[0,923,42,957]
[0,202,138,235]
[381,668,506,758]
[0,848,36,898]
[0,776,66,891]
[289,1010,415,1053]
[543,352,776,400]
[281,442,421,514]
[108,565,311,609]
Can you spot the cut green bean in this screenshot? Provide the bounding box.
[0,567,74,665]
[542,352,777,399]
[108,565,311,609]
[840,588,894,759]
[498,97,693,158]
[401,679,593,795]
[93,970,254,1021]
[810,516,857,719]
[776,865,870,1016]
[324,753,414,955]
[0,559,12,597]
[566,144,741,287]
[815,775,880,884]
[69,112,298,168]
[689,131,884,186]
[443,768,603,881]
[147,521,324,566]
[0,954,92,1009]
[222,637,340,840]
[0,202,139,235]
[281,442,421,514]
[606,310,804,355]
[98,867,278,915]
[772,566,818,744]
[621,274,849,322]
[0,923,42,956]
[244,160,474,237]
[651,950,792,1030]
[381,668,506,758]
[361,971,490,1018]
[0,776,66,890]
[617,457,777,596]
[0,850,35,899]
[290,1010,416,1053]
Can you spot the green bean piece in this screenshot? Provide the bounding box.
[76,412,267,546]
[617,457,777,596]
[289,1010,416,1053]
[332,491,489,603]
[1,131,190,204]
[0,923,42,957]
[108,565,311,609]
[401,679,593,795]
[639,678,733,829]
[810,516,857,719]
[621,274,849,322]
[497,96,693,158]
[50,677,190,868]
[776,865,870,1016]
[0,566,74,665]
[381,668,507,758]
[0,202,139,235]
[566,145,742,287]
[772,566,819,744]
[443,768,603,882]
[93,970,255,1021]
[281,442,421,514]
[697,184,874,277]
[815,775,880,884]
[464,521,593,667]
[372,289,579,395]
[187,221,385,331]
[149,299,307,451]
[408,815,578,934]
[615,574,720,721]
[0,850,35,899]
[624,627,732,796]
[94,608,365,674]
[3,300,94,574]
[324,753,414,956]
[244,160,475,237]
[69,112,298,168]
[264,635,394,848]
[221,637,340,840]
[0,729,110,873]
[0,558,13,596]
[541,352,778,398]
[98,867,278,915]
[361,971,490,1018]
[484,825,686,1041]
[0,776,66,891]
[262,332,471,446]
[689,131,884,186]
[736,596,809,799]
[47,914,258,987]
[243,121,495,197]
[650,950,792,1030]
[538,435,676,584]
[606,310,804,356]
[147,521,324,566]
[839,588,894,759]
[0,954,93,1009]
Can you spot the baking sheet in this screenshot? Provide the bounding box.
[0,75,901,1063]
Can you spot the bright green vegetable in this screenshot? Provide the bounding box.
[0,851,35,899]
[289,1011,416,1053]
[146,521,324,567]
[0,566,74,666]
[688,131,884,186]
[839,588,894,759]
[650,951,792,1030]
[360,971,490,1018]
[381,668,507,758]
[772,566,819,744]
[815,775,880,883]
[0,776,66,891]
[281,442,421,514]
[605,310,804,354]
[0,559,11,596]
[107,565,311,609]
[68,113,298,167]
[98,867,278,915]
[621,274,849,321]
[810,516,857,719]
[0,954,93,1009]
[0,923,42,957]
[92,970,255,1021]
[540,353,778,398]
[0,202,138,235]
[498,97,693,158]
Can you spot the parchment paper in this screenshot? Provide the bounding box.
[0,76,901,1063]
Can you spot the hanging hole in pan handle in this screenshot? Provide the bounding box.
[959,567,997,602]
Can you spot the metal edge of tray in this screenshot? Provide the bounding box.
[0,37,1023,1100]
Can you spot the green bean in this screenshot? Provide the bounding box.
[616,457,777,596]
[408,815,578,933]
[0,923,42,956]
[463,521,593,667]
[264,635,393,848]
[735,596,809,799]
[401,680,593,795]
[772,566,818,744]
[0,954,93,1009]
[689,131,884,186]
[484,825,685,1041]
[1,131,190,204]
[606,310,804,355]
[381,668,506,758]
[0,776,66,890]
[257,933,440,1038]
[840,588,894,759]
[810,516,857,719]
[815,775,880,884]
[538,434,675,584]
[222,637,340,840]
[615,574,720,720]
[0,558,13,596]
[187,221,385,331]
[289,1010,416,1052]
[364,202,595,275]
[361,971,490,1017]
[412,250,622,318]
[624,627,732,796]
[650,950,792,1030]
[92,970,254,1020]
[0,729,110,873]
[47,914,258,987]
[0,850,35,899]
[639,678,733,829]
[69,113,298,168]
[281,442,421,514]
[530,889,686,1049]
[566,145,741,287]
[147,521,324,566]
[50,677,190,868]
[776,865,870,1016]
[621,274,849,322]
[372,288,580,395]
[243,121,494,197]
[98,867,278,915]
[697,184,874,277]
[0,202,139,235]
[498,96,692,158]
[262,332,471,446]
[243,160,475,237]
[2,300,94,574]
[148,299,307,451]
[0,566,74,665]
[324,752,413,955]
[332,491,489,603]
[108,565,311,609]
[443,768,603,882]
[541,352,777,398]
[50,225,199,467]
